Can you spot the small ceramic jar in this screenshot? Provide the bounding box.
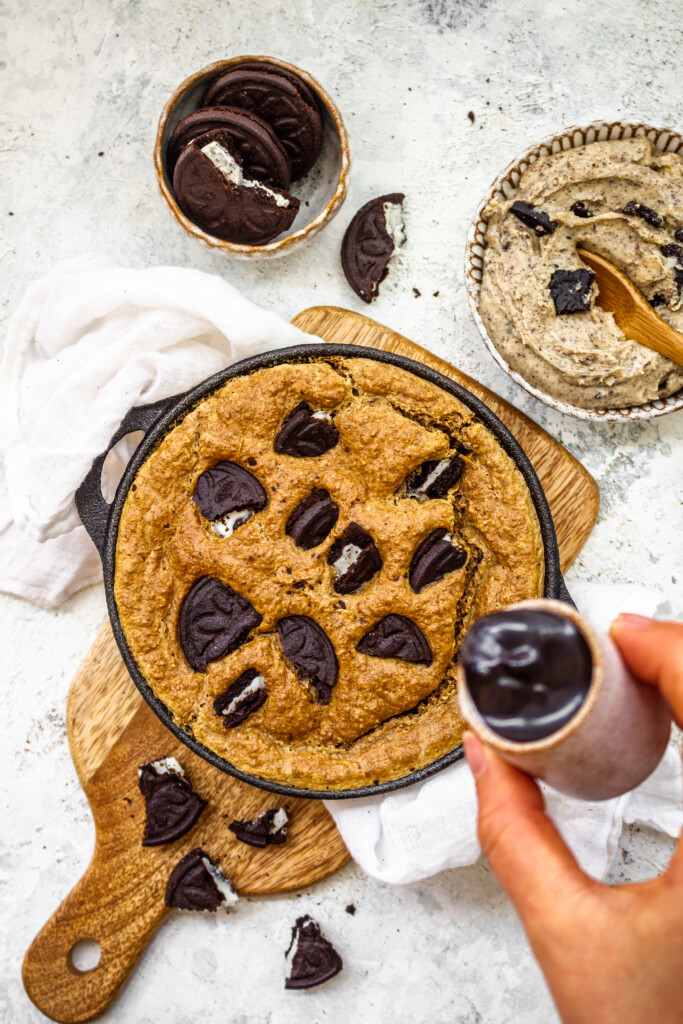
[458,598,672,801]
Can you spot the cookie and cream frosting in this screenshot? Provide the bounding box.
[480,137,683,409]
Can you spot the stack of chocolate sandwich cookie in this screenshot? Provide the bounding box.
[168,61,325,245]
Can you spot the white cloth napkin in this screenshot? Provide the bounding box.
[0,254,315,606]
[325,581,683,883]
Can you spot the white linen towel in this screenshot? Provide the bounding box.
[325,581,683,882]
[0,254,315,606]
[1,256,680,884]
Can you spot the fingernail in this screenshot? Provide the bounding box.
[611,613,653,633]
[464,732,486,776]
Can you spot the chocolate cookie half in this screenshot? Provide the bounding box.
[203,64,323,180]
[167,106,291,189]
[341,193,405,302]
[173,129,299,245]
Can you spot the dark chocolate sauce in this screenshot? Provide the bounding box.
[461,609,592,742]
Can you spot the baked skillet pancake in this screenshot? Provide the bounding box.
[114,357,544,791]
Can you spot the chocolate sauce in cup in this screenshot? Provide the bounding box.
[457,599,671,801]
[461,609,592,742]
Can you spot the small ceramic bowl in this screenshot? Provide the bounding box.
[155,56,350,259]
[465,119,683,422]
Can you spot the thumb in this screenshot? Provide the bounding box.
[610,616,683,728]
[464,733,595,922]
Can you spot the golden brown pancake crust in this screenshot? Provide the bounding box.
[114,358,544,791]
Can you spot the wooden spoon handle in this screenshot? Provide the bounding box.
[22,848,168,1024]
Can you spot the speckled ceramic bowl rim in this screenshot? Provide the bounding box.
[465,119,683,422]
[154,56,350,258]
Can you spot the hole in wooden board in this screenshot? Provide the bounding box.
[67,938,101,974]
[100,431,145,503]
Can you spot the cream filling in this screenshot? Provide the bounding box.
[415,459,451,495]
[269,808,288,833]
[201,857,239,910]
[285,918,307,976]
[138,756,183,778]
[383,201,406,248]
[311,410,331,420]
[220,674,267,716]
[202,141,290,208]
[211,509,253,538]
[332,543,363,577]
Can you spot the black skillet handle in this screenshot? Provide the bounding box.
[557,574,575,607]
[75,395,182,557]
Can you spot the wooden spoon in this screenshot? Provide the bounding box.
[578,248,683,365]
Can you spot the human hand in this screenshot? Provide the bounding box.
[464,615,683,1024]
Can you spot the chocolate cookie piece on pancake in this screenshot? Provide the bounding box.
[167,106,291,189]
[341,193,405,302]
[173,129,299,245]
[203,65,323,180]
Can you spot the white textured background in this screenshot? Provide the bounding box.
[1,1,682,1022]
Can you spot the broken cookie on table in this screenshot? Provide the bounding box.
[341,193,406,302]
[285,915,343,989]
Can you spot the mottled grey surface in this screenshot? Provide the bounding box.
[1,1,681,1022]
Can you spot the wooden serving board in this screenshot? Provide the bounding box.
[23,307,599,1024]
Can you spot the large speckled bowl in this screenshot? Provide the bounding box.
[155,56,350,259]
[465,120,683,422]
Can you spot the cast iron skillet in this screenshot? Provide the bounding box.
[76,343,572,799]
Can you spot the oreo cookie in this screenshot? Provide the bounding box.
[274,403,339,457]
[509,201,558,236]
[285,915,343,989]
[341,193,406,303]
[229,807,288,847]
[357,614,432,665]
[549,268,595,315]
[179,576,262,672]
[194,461,268,532]
[165,848,238,912]
[406,454,463,500]
[173,129,299,245]
[327,522,382,594]
[167,106,291,188]
[276,615,338,704]
[286,489,339,549]
[622,200,663,228]
[214,668,268,728]
[409,529,467,593]
[203,65,323,180]
[138,757,207,847]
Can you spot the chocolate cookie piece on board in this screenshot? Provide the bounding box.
[229,807,288,848]
[165,848,238,912]
[203,65,323,180]
[167,106,291,189]
[341,193,405,303]
[138,758,207,847]
[173,130,299,245]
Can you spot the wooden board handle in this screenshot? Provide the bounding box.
[23,847,168,1023]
